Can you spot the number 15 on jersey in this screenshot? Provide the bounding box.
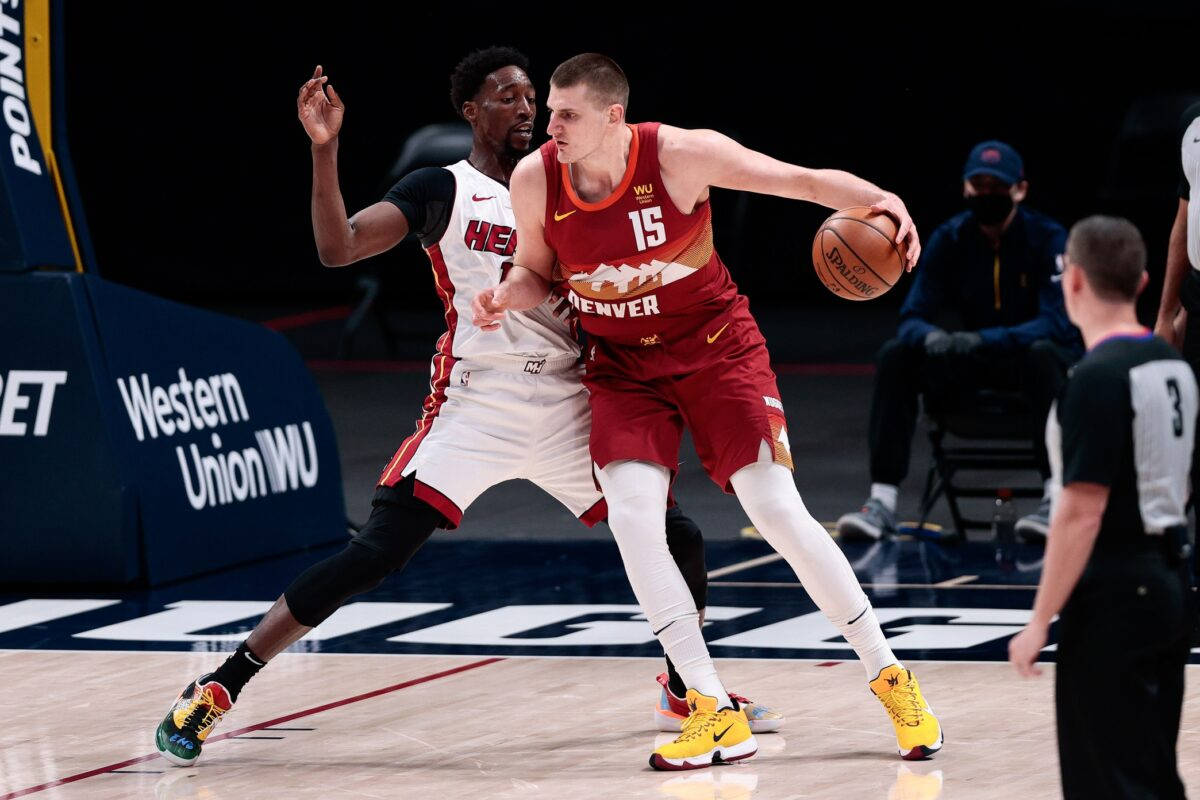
[628,206,665,251]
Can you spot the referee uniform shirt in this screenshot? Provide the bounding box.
[1047,331,1198,799]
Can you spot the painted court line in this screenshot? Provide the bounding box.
[0,657,504,800]
[934,575,979,587]
[708,580,1037,591]
[707,553,785,579]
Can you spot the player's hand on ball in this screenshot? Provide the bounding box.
[472,284,510,331]
[1008,621,1048,678]
[298,65,344,145]
[870,193,920,270]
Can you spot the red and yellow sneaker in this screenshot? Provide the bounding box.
[154,676,233,766]
[650,689,757,771]
[654,673,784,733]
[869,665,943,760]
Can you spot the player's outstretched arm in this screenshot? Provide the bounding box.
[1154,198,1190,347]
[659,126,920,269]
[299,65,409,267]
[472,154,554,330]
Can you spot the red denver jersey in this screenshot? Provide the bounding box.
[540,122,739,347]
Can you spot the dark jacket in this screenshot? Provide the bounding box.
[897,206,1081,354]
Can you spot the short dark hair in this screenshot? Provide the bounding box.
[550,53,629,111]
[449,46,530,119]
[1066,215,1146,301]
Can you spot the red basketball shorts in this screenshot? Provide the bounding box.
[583,308,792,492]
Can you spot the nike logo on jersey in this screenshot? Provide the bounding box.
[472,194,495,202]
[713,724,735,742]
[706,323,731,344]
[553,209,577,221]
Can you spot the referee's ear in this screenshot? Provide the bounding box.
[1135,270,1149,298]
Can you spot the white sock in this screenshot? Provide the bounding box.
[1043,479,1053,501]
[732,446,899,680]
[870,483,899,512]
[839,601,902,678]
[597,459,732,707]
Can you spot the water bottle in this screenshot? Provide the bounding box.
[993,488,1017,571]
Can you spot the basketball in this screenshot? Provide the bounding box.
[811,206,907,301]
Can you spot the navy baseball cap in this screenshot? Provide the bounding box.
[963,140,1024,185]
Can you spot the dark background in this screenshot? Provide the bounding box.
[62,2,1199,325]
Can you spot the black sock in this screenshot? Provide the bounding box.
[208,642,266,702]
[664,655,687,698]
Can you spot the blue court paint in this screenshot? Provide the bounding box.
[2,538,1195,664]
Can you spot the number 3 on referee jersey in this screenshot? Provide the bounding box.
[628,206,665,251]
[1166,378,1183,437]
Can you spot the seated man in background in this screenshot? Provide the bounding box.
[838,141,1082,541]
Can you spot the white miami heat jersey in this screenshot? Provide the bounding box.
[429,161,578,365]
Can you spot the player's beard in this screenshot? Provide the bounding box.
[505,140,531,161]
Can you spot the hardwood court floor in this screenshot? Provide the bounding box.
[2,651,1197,799]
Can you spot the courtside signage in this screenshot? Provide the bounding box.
[0,1,75,271]
[115,367,321,510]
[0,273,344,584]
[0,369,66,435]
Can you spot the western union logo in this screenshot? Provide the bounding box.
[633,183,654,196]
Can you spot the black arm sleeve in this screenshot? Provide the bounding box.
[1060,363,1130,487]
[1178,102,1200,199]
[383,167,456,247]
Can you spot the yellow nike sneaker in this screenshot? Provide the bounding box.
[870,665,943,760]
[650,689,757,771]
[655,673,785,733]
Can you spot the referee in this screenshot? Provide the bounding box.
[1009,215,1197,799]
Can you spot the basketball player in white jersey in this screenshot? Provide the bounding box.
[153,47,777,768]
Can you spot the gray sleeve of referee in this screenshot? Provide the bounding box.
[1127,359,1199,531]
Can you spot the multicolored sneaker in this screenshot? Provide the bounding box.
[869,665,943,760]
[154,676,233,766]
[650,689,757,771]
[655,673,784,733]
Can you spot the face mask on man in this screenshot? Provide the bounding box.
[965,193,1014,225]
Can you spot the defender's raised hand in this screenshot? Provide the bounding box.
[297,65,344,145]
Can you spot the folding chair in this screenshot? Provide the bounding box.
[915,388,1043,540]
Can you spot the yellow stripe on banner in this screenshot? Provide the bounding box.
[25,0,51,147]
[25,0,85,272]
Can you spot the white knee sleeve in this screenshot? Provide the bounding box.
[597,460,730,704]
[731,452,899,678]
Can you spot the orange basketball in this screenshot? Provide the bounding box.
[811,206,906,301]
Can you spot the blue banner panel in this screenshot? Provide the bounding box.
[80,275,345,583]
[0,274,138,582]
[0,273,345,585]
[0,3,76,272]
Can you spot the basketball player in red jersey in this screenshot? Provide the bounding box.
[473,54,943,770]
